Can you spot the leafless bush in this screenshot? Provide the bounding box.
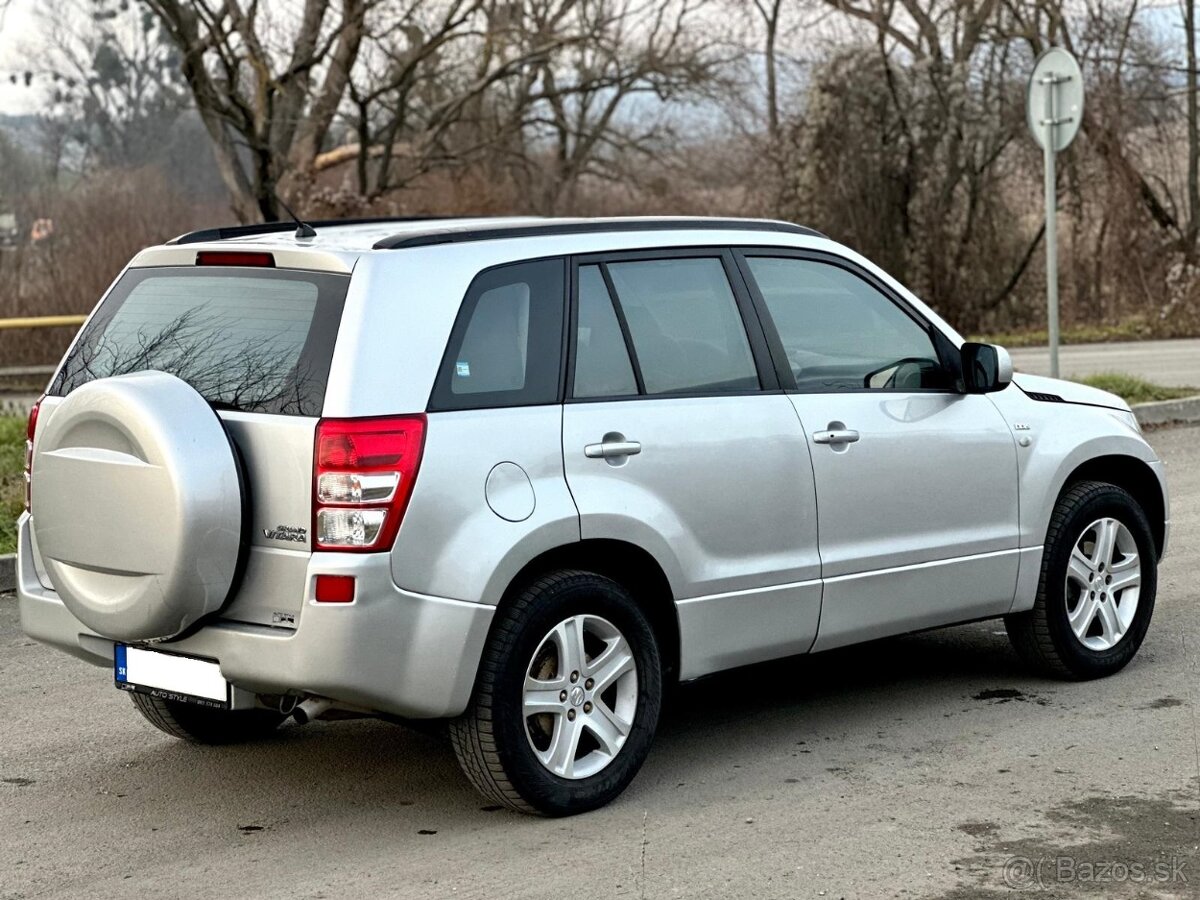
[0,170,223,367]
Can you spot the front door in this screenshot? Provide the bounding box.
[738,252,1021,650]
[561,252,822,677]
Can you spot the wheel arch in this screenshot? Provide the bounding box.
[498,539,681,683]
[1056,454,1166,558]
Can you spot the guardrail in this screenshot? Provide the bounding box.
[0,364,55,377]
[0,314,86,331]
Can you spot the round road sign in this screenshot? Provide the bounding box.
[1027,47,1084,153]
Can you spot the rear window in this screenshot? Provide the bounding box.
[51,267,349,416]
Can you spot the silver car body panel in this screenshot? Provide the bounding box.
[390,406,580,603]
[815,549,1023,652]
[221,411,317,554]
[562,394,823,678]
[675,579,822,679]
[18,218,1171,715]
[985,379,1168,601]
[793,390,1022,651]
[563,395,822,597]
[793,391,1021,577]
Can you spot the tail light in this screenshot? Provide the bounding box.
[313,415,426,552]
[23,397,41,513]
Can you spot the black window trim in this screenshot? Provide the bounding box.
[427,256,570,413]
[564,260,644,402]
[597,262,648,395]
[732,247,965,395]
[565,246,781,403]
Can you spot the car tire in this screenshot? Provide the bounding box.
[130,692,286,744]
[1005,480,1157,680]
[450,570,663,816]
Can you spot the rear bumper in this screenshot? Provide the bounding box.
[16,515,493,718]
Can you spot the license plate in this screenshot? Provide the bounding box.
[114,645,230,709]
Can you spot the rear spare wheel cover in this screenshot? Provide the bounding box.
[31,372,244,641]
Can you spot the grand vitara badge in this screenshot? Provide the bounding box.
[263,524,307,543]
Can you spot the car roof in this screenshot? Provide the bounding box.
[168,216,824,254]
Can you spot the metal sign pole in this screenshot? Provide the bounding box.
[1043,73,1061,379]
[1028,48,1082,383]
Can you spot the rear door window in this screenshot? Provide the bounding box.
[51,267,348,416]
[604,257,759,395]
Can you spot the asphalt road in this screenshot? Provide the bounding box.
[3,429,1199,900]
[1009,339,1200,388]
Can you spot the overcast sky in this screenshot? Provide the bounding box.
[0,0,37,116]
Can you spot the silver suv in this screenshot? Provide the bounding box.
[18,217,1169,815]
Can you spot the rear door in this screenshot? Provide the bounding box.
[47,262,350,627]
[561,250,822,678]
[736,251,1021,650]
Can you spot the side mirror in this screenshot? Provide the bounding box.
[960,342,1013,394]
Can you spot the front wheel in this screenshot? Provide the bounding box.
[1006,480,1157,680]
[450,570,663,816]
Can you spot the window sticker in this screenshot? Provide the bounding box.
[456,361,471,377]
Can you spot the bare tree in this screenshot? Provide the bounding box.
[144,0,371,222]
[781,1,1033,326]
[33,0,189,171]
[516,0,723,212]
[313,1,721,215]
[328,0,581,205]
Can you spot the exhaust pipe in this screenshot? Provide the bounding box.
[292,697,333,725]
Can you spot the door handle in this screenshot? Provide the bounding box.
[584,438,642,459]
[812,428,860,446]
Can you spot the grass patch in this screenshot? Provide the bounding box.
[0,416,25,555]
[972,321,1153,348]
[1075,373,1198,405]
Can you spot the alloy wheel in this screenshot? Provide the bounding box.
[523,614,639,780]
[1064,517,1141,651]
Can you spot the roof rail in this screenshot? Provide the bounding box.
[372,218,825,250]
[168,215,469,246]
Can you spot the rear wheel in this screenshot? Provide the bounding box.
[130,693,286,744]
[450,570,662,816]
[1006,481,1157,680]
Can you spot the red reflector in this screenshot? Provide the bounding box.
[196,251,275,267]
[26,397,40,442]
[315,575,355,603]
[24,396,41,513]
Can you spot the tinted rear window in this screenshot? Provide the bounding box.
[51,267,348,416]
